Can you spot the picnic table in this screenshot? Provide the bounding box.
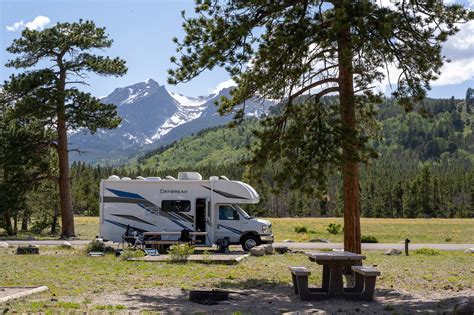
[289,251,380,301]
[307,251,365,297]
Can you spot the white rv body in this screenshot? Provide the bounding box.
[99,172,273,250]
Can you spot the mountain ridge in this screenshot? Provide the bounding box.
[69,79,272,163]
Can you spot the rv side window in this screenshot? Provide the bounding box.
[162,200,191,212]
[219,205,240,220]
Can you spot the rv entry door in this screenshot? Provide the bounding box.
[195,198,207,243]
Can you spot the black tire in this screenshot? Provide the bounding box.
[241,235,260,251]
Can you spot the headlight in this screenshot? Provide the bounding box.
[262,225,271,233]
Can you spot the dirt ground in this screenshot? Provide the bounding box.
[91,286,473,314]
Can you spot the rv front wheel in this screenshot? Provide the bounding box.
[241,235,260,251]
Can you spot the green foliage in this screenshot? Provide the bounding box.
[202,250,212,264]
[327,223,342,235]
[414,248,442,256]
[85,239,105,253]
[2,19,127,237]
[120,248,145,261]
[294,226,308,234]
[168,0,472,197]
[361,235,379,243]
[167,244,195,262]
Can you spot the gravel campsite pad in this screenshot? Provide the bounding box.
[90,286,473,314]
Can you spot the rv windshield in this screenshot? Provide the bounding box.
[233,205,253,219]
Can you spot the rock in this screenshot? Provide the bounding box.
[250,246,266,257]
[282,239,294,243]
[384,249,402,255]
[274,246,289,254]
[463,248,474,254]
[61,241,73,249]
[454,299,474,315]
[309,238,330,243]
[263,244,273,255]
[0,241,9,248]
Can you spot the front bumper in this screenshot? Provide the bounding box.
[260,233,274,243]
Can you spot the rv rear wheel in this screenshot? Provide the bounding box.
[241,235,260,251]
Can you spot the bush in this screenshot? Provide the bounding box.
[120,248,145,261]
[361,235,379,243]
[327,223,342,235]
[168,244,195,262]
[294,226,308,234]
[414,248,442,256]
[86,239,105,252]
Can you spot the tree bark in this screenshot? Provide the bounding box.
[21,208,29,231]
[3,209,13,236]
[56,66,75,238]
[337,3,361,255]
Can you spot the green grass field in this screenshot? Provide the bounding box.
[71,217,473,243]
[2,217,473,244]
[1,247,472,312]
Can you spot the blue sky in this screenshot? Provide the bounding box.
[1,0,473,99]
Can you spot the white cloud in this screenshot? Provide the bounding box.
[6,16,51,32]
[209,79,237,94]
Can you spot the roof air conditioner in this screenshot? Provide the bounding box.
[178,172,202,180]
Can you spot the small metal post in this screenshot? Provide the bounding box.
[405,238,410,256]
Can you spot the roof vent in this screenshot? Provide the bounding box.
[108,175,120,180]
[209,176,219,181]
[146,177,161,181]
[178,172,202,180]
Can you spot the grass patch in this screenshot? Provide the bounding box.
[414,248,442,256]
[1,247,473,312]
[3,217,473,244]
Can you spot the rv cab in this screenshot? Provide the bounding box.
[99,172,273,251]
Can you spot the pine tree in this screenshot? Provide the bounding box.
[168,0,472,253]
[3,20,127,237]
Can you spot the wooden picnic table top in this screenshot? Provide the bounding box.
[306,251,366,261]
[143,231,208,236]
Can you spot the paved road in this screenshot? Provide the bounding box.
[3,240,472,251]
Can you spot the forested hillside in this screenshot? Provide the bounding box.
[6,97,473,234]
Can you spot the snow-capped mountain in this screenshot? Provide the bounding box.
[69,79,272,163]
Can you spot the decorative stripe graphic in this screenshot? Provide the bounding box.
[110,214,156,226]
[201,186,248,200]
[105,219,147,233]
[218,224,243,235]
[104,188,192,229]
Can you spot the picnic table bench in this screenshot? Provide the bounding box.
[289,251,380,301]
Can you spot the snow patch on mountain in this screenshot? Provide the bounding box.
[151,91,210,140]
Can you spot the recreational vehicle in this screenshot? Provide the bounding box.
[99,172,273,251]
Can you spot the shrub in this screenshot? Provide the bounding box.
[327,223,342,235]
[120,248,145,261]
[414,248,442,256]
[168,244,195,262]
[202,250,212,264]
[85,239,105,252]
[294,226,308,234]
[445,237,452,242]
[361,235,379,243]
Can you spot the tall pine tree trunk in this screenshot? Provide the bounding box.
[337,3,361,255]
[21,208,29,231]
[57,118,75,238]
[56,66,75,238]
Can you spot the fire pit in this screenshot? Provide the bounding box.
[189,289,229,304]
